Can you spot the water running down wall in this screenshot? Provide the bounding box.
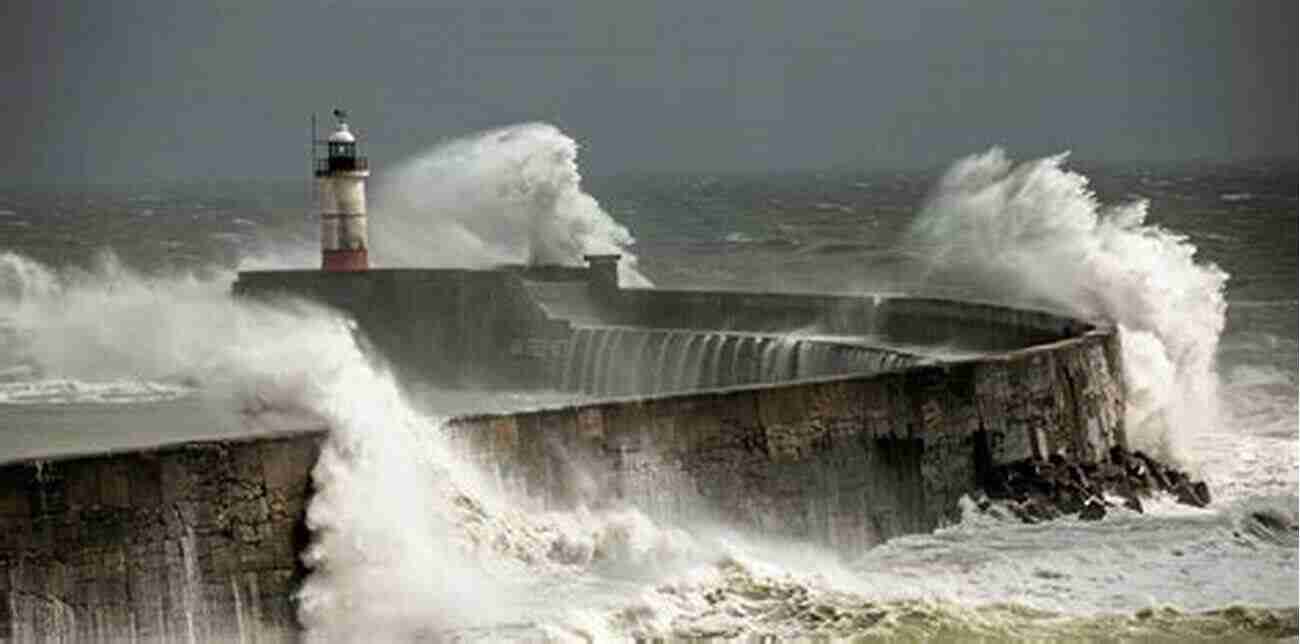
[559,326,922,397]
[0,315,1124,640]
[1,238,1125,639]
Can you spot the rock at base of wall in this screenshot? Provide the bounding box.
[979,446,1212,524]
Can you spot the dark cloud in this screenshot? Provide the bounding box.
[5,0,1295,184]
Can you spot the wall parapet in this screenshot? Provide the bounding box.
[2,284,1125,638]
[0,432,324,642]
[235,267,1099,391]
[446,326,1125,549]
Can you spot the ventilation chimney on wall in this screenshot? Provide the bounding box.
[583,254,621,299]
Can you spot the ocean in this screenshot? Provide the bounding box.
[1,126,1296,640]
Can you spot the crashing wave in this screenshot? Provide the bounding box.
[908,148,1228,462]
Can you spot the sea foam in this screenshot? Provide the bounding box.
[908,148,1229,462]
[371,122,650,286]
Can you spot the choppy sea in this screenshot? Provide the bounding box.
[1,128,1295,640]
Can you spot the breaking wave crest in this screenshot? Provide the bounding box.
[622,555,1297,641]
[371,122,650,286]
[0,250,894,638]
[0,250,675,636]
[1,143,1285,639]
[0,251,352,418]
[908,148,1229,462]
[0,378,193,405]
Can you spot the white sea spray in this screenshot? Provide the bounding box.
[371,122,650,286]
[1,148,1292,639]
[908,148,1229,462]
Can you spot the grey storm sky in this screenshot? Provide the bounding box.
[5,0,1295,184]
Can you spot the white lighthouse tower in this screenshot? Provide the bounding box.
[315,109,370,271]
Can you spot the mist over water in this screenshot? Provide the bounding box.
[0,251,360,433]
[270,150,1296,637]
[372,123,650,286]
[908,148,1229,462]
[0,149,1294,639]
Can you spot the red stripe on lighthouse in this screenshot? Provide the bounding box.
[322,249,368,272]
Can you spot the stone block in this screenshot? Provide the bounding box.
[159,453,197,505]
[98,461,131,509]
[62,464,98,511]
[490,415,520,454]
[576,406,604,444]
[0,469,32,517]
[756,382,809,429]
[128,455,163,508]
[0,517,30,550]
[228,443,266,489]
[0,287,1128,638]
[601,399,653,449]
[260,437,320,494]
[239,525,297,572]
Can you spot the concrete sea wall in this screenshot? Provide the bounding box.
[555,326,924,397]
[0,323,1124,639]
[234,266,1094,391]
[448,328,1125,550]
[233,268,574,388]
[0,434,322,642]
[606,289,1087,353]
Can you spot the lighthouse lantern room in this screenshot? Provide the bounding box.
[314,109,370,272]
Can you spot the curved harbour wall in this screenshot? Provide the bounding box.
[231,266,1093,389]
[445,328,1125,549]
[0,433,320,642]
[0,318,1124,640]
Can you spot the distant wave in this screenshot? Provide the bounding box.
[809,241,870,255]
[1228,299,1299,308]
[721,232,799,248]
[811,201,855,214]
[0,364,36,382]
[1220,192,1255,202]
[0,378,195,405]
[1195,231,1238,243]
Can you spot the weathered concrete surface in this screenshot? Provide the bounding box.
[234,264,1093,392]
[0,434,322,642]
[234,268,573,388]
[0,304,1124,639]
[446,328,1125,551]
[557,326,925,397]
[603,289,1088,353]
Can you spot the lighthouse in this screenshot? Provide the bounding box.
[315,109,370,271]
